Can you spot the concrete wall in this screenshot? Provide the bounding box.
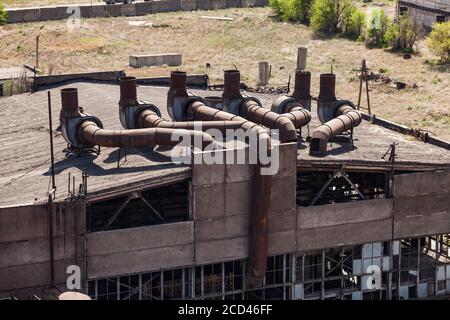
[6,0,270,24]
[192,142,297,265]
[86,221,194,279]
[297,199,394,251]
[0,200,85,292]
[394,171,450,238]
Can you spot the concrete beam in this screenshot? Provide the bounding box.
[135,1,153,15]
[91,4,106,17]
[268,230,296,255]
[270,174,296,212]
[39,7,58,21]
[394,193,449,218]
[105,4,122,17]
[181,0,197,11]
[129,53,182,68]
[0,205,47,242]
[298,219,392,252]
[394,170,450,197]
[298,199,393,229]
[167,0,182,11]
[87,244,194,279]
[6,10,24,23]
[87,221,194,256]
[22,8,41,22]
[121,3,136,16]
[152,0,169,12]
[195,236,247,264]
[394,211,450,239]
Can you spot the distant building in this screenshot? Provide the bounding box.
[397,0,450,28]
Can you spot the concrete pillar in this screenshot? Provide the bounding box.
[258,61,270,86]
[297,47,307,70]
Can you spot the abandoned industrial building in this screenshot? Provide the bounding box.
[0,68,449,301]
[397,0,449,27]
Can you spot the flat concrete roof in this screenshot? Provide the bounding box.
[0,81,449,207]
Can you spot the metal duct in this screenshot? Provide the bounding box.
[79,121,215,150]
[59,88,215,151]
[310,103,362,155]
[117,76,246,134]
[221,70,302,143]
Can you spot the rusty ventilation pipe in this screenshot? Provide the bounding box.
[117,76,244,133]
[165,71,272,288]
[59,88,215,151]
[310,73,362,155]
[221,70,310,143]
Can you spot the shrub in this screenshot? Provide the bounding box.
[385,14,423,51]
[365,9,390,47]
[343,6,366,40]
[426,21,450,63]
[0,3,7,25]
[269,0,313,23]
[310,0,356,34]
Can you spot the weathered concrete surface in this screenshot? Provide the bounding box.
[135,1,153,15]
[0,201,85,291]
[39,7,57,21]
[121,3,136,16]
[35,70,124,86]
[181,0,197,11]
[297,199,393,251]
[393,170,450,238]
[298,219,393,251]
[195,237,247,264]
[87,222,194,279]
[22,8,41,22]
[394,170,450,197]
[299,199,393,229]
[6,9,24,23]
[91,5,106,17]
[129,54,182,68]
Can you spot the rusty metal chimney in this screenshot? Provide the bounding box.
[318,73,337,103]
[292,70,311,102]
[119,76,138,107]
[60,88,81,119]
[223,69,243,102]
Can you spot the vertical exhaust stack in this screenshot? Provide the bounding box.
[222,69,243,114]
[292,70,312,111]
[118,76,160,130]
[310,73,362,155]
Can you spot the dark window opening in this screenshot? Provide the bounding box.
[297,171,387,207]
[86,181,189,232]
[399,6,408,16]
[436,15,445,23]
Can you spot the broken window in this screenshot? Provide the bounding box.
[86,180,189,232]
[297,170,387,207]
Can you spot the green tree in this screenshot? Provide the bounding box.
[426,21,450,62]
[365,9,390,47]
[310,0,355,34]
[269,0,313,24]
[343,6,366,40]
[0,3,7,25]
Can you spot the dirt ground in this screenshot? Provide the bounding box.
[0,6,448,140]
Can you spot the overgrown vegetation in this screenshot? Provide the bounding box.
[310,0,356,34]
[384,14,423,52]
[0,3,8,25]
[426,21,450,63]
[365,8,390,47]
[343,6,366,40]
[269,0,313,23]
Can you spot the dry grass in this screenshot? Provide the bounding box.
[0,7,448,139]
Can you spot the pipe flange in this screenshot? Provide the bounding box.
[333,100,356,117]
[120,102,161,130]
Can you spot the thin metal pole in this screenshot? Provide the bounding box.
[47,91,56,191]
[48,193,55,284]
